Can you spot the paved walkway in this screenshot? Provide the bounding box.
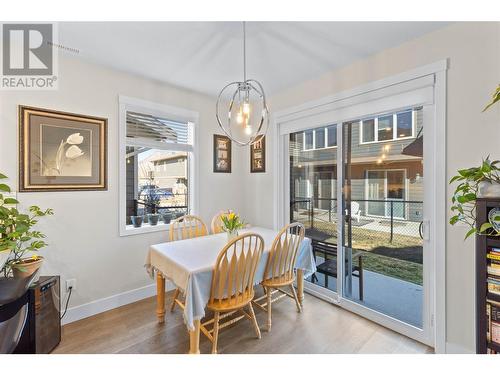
[309,269,423,328]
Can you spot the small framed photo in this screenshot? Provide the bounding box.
[19,106,107,191]
[213,134,231,173]
[250,136,266,173]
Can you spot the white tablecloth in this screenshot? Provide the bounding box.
[144,226,316,330]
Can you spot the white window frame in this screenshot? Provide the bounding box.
[359,109,416,145]
[302,125,338,151]
[119,95,199,237]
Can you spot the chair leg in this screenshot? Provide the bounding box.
[266,287,272,332]
[290,284,302,313]
[212,311,220,354]
[247,303,261,339]
[170,288,180,312]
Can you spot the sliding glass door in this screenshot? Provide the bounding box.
[342,107,425,330]
[285,105,434,346]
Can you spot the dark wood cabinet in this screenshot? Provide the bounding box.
[476,198,500,354]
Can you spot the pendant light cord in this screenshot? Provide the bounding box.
[243,21,246,83]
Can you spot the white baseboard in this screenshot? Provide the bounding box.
[62,281,174,325]
[445,342,475,354]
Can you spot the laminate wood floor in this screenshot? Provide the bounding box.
[54,290,433,354]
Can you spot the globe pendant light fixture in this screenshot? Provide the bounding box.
[216,22,269,146]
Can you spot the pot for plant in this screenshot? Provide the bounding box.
[478,181,500,198]
[162,212,172,224]
[131,215,143,228]
[11,256,44,281]
[149,214,160,226]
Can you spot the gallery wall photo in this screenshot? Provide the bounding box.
[19,106,108,192]
[250,136,265,173]
[213,134,232,173]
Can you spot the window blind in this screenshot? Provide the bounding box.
[126,111,190,145]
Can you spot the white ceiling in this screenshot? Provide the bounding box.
[59,22,449,96]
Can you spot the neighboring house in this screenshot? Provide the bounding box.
[290,107,423,222]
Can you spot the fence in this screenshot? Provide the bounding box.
[290,197,424,243]
[129,199,188,225]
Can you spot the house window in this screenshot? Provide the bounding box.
[315,128,325,149]
[304,130,314,150]
[302,125,337,150]
[377,115,393,141]
[120,97,197,236]
[396,110,412,138]
[360,109,414,144]
[362,119,375,143]
[326,125,337,147]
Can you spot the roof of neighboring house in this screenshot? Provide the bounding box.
[148,153,187,163]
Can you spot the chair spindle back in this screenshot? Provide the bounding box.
[209,233,264,307]
[264,222,305,282]
[169,215,208,242]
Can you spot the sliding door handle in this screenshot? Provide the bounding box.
[421,219,430,241]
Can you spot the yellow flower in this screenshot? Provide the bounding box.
[228,212,236,221]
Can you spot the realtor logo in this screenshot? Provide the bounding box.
[1,23,58,90]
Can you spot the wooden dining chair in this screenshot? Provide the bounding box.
[210,210,234,234]
[200,233,264,354]
[169,215,208,312]
[254,222,305,332]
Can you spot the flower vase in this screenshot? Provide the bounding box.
[227,230,238,242]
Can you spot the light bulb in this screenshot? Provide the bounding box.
[244,125,252,135]
[243,102,250,115]
[236,110,243,124]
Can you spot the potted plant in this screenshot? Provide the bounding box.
[449,86,500,239]
[148,213,159,226]
[220,212,246,242]
[449,158,500,239]
[131,215,143,228]
[0,173,54,279]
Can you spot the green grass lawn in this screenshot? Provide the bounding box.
[299,219,423,285]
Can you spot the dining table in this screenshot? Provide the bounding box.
[144,226,316,354]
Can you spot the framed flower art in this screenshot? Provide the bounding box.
[19,106,107,191]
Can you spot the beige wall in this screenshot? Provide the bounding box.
[242,22,500,352]
[0,55,246,316]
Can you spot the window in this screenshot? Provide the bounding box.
[396,110,412,138]
[119,97,198,236]
[302,125,337,150]
[360,109,414,144]
[377,115,393,141]
[362,119,375,143]
[327,125,337,147]
[315,128,325,149]
[304,130,314,150]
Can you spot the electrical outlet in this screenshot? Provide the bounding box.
[66,278,76,292]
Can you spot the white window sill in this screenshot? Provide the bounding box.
[120,222,171,237]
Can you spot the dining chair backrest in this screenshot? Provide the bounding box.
[264,222,305,282]
[169,215,208,242]
[209,233,264,306]
[210,210,234,234]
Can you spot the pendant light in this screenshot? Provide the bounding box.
[216,22,269,146]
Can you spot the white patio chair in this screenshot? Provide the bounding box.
[349,201,362,223]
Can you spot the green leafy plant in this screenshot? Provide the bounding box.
[220,212,245,233]
[483,84,500,112]
[0,173,54,276]
[449,158,500,239]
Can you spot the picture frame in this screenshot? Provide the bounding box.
[213,134,232,173]
[250,136,266,173]
[19,105,108,192]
